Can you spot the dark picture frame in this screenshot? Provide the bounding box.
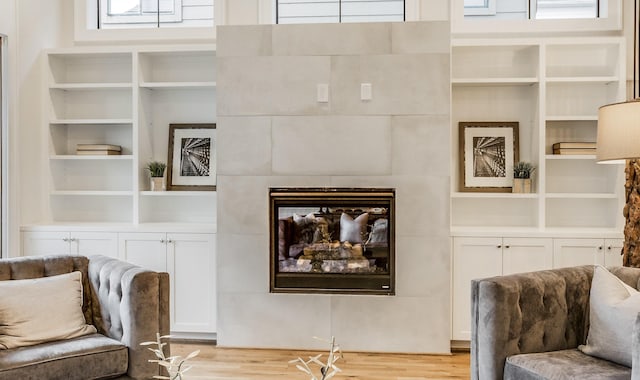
[167,123,216,191]
[458,122,519,192]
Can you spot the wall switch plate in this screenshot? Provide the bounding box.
[361,83,372,101]
[317,84,329,103]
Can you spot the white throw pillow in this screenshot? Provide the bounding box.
[578,265,640,367]
[0,271,97,350]
[339,212,369,243]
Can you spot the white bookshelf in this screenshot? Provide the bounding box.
[44,46,217,225]
[451,37,626,232]
[450,37,626,342]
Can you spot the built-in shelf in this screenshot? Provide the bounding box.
[49,83,133,90]
[44,46,217,225]
[451,78,538,86]
[545,76,619,83]
[49,155,134,160]
[545,154,596,160]
[140,191,216,196]
[451,37,625,232]
[451,192,538,199]
[139,81,217,89]
[545,193,618,199]
[51,191,134,196]
[50,118,134,125]
[545,115,598,121]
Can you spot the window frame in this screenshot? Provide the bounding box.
[74,0,220,43]
[100,0,184,27]
[452,0,621,35]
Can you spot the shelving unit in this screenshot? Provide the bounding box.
[35,46,219,338]
[43,46,217,226]
[450,37,626,342]
[451,42,540,229]
[451,37,626,233]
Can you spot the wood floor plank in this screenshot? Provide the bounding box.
[171,343,470,379]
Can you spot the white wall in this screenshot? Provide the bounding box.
[1,0,74,256]
[0,0,18,257]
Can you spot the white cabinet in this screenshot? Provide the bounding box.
[451,38,625,232]
[553,238,624,268]
[118,232,168,272]
[43,47,217,225]
[21,228,217,336]
[502,237,553,275]
[452,237,503,341]
[604,239,624,267]
[451,236,552,340]
[453,235,622,341]
[118,232,216,334]
[22,231,118,258]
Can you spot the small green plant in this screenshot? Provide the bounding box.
[513,161,535,179]
[141,333,199,380]
[147,161,166,177]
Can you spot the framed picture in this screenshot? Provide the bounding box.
[167,123,216,191]
[458,122,519,192]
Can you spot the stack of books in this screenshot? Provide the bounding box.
[552,142,597,155]
[76,144,122,156]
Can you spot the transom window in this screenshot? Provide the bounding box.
[463,0,601,19]
[275,0,405,24]
[97,0,213,29]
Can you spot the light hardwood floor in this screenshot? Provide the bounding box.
[171,342,470,379]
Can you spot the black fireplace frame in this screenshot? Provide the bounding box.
[269,187,395,295]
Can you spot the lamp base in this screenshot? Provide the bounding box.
[623,159,640,267]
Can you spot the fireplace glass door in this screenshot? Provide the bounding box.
[270,188,395,295]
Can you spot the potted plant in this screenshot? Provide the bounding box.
[146,161,167,191]
[513,161,535,193]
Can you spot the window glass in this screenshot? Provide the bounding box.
[276,0,404,24]
[534,0,598,19]
[463,0,601,19]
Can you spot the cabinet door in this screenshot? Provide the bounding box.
[604,238,624,267]
[167,233,216,333]
[503,237,553,275]
[553,238,605,269]
[452,237,503,341]
[118,233,167,272]
[72,232,119,258]
[22,231,71,256]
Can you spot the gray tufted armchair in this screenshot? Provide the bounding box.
[0,254,170,380]
[471,265,640,380]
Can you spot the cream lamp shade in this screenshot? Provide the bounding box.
[597,100,640,162]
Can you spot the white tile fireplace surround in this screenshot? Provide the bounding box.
[216,21,451,353]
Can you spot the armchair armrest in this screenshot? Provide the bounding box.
[471,266,594,380]
[87,255,170,380]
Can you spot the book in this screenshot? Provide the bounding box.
[552,148,596,155]
[552,142,597,149]
[76,144,122,152]
[76,150,122,156]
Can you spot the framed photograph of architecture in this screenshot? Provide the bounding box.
[458,121,519,192]
[167,123,216,191]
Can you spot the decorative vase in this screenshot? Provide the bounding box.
[150,177,165,191]
[513,178,532,193]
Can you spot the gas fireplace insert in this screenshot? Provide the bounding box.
[269,187,395,295]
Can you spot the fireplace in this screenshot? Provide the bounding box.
[269,188,395,295]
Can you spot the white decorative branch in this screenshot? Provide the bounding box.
[289,336,343,380]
